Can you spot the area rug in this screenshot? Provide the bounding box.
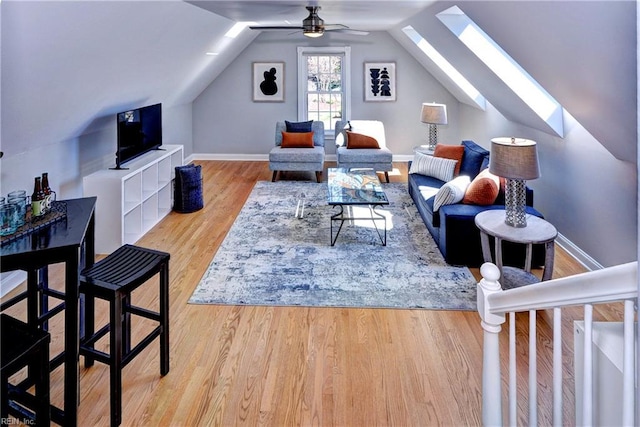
[189,181,477,310]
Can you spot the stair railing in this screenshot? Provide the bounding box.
[478,261,638,426]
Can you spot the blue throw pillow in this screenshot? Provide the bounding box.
[459,140,490,179]
[285,120,313,133]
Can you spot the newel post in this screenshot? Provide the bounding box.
[478,262,506,426]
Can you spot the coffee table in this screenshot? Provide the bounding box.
[327,168,389,246]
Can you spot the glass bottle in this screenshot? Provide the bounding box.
[42,172,52,214]
[31,177,45,218]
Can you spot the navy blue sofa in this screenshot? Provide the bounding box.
[408,140,546,267]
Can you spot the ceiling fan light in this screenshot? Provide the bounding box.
[304,29,324,38]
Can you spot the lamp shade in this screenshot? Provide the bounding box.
[489,137,540,180]
[420,103,448,125]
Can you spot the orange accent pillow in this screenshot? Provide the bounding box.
[346,131,380,149]
[281,131,314,148]
[434,143,465,176]
[462,169,500,205]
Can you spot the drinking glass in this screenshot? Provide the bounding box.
[0,203,18,236]
[7,193,28,227]
[8,190,27,199]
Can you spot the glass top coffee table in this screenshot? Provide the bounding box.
[327,168,389,246]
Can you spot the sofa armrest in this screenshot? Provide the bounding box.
[438,204,546,267]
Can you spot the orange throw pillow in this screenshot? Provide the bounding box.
[281,131,314,148]
[434,143,465,176]
[462,169,500,205]
[346,131,380,149]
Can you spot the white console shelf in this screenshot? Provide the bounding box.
[83,145,183,254]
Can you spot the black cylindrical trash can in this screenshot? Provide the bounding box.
[174,164,203,213]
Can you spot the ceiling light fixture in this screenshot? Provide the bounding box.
[303,6,324,37]
[303,29,324,38]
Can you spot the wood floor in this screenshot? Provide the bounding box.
[4,161,622,426]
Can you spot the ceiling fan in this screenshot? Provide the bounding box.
[249,6,369,38]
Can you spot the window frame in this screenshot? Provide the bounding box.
[297,46,351,140]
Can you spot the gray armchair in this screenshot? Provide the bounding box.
[269,121,325,182]
[334,120,393,182]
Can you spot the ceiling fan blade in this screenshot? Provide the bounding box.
[249,25,304,31]
[323,24,348,30]
[249,6,369,37]
[326,28,370,36]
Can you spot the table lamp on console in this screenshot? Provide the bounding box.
[420,103,448,150]
[489,137,540,228]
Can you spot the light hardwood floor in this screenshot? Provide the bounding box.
[4,161,622,426]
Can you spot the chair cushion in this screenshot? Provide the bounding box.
[269,146,325,163]
[285,120,313,133]
[346,131,380,149]
[281,131,314,148]
[276,121,325,147]
[336,146,392,164]
[334,120,387,148]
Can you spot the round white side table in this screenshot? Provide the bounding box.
[475,210,557,289]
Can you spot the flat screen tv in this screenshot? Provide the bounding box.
[115,103,162,169]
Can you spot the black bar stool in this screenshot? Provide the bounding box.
[79,244,170,427]
[0,267,66,331]
[1,313,51,426]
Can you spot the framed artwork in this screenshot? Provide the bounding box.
[364,62,396,102]
[252,62,285,102]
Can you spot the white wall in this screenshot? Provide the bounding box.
[193,31,460,157]
[0,103,193,202]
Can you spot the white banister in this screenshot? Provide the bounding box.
[582,304,593,426]
[477,263,506,426]
[622,299,635,426]
[552,307,562,426]
[487,262,637,313]
[529,309,537,425]
[478,261,638,426]
[508,311,516,426]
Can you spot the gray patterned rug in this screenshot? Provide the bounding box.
[189,181,477,310]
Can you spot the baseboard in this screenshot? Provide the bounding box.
[184,153,197,165]
[0,271,26,298]
[192,153,269,161]
[394,154,414,162]
[556,232,603,271]
[191,153,411,162]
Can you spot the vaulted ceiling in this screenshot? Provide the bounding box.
[1,0,636,162]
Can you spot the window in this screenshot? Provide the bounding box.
[297,46,351,138]
[437,6,563,137]
[402,25,485,110]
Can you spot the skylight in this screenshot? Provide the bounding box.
[437,6,564,137]
[402,26,485,109]
[224,22,252,39]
